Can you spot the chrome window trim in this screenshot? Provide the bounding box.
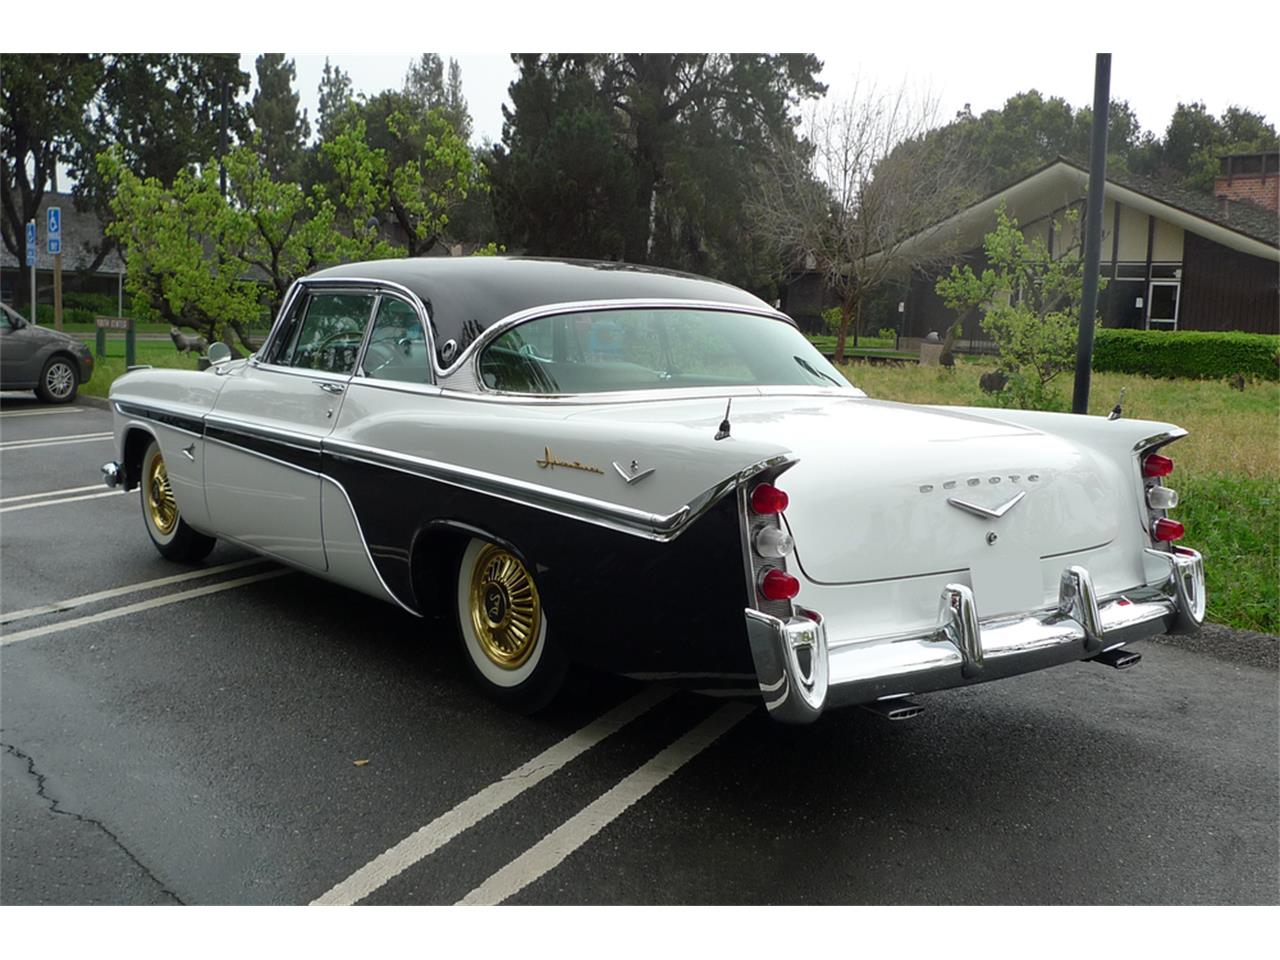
[454,297,802,392]
[291,277,437,383]
[436,383,862,407]
[353,290,436,386]
[342,378,445,400]
[256,280,435,383]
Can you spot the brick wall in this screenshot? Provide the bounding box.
[1214,174,1279,212]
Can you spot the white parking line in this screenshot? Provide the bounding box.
[0,558,268,625]
[0,569,291,646]
[0,483,109,503]
[310,685,676,906]
[0,490,125,513]
[457,702,752,906]
[0,407,81,419]
[0,432,113,451]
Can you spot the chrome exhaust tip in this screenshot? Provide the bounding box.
[1091,647,1142,670]
[860,698,924,721]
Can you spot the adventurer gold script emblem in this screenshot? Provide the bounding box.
[535,446,604,475]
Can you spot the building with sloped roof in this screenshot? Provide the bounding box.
[0,192,127,310]
[783,155,1280,343]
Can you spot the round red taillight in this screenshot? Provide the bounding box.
[1143,453,1174,478]
[1152,517,1185,542]
[750,483,790,515]
[759,568,800,601]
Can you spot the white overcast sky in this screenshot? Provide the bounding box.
[16,0,1280,151]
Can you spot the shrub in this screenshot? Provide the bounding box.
[878,327,897,340]
[1093,329,1280,381]
[34,304,95,325]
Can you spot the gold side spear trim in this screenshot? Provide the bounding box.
[535,446,604,475]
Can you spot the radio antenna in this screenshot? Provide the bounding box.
[714,398,732,441]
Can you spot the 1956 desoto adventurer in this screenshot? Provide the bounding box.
[102,257,1204,722]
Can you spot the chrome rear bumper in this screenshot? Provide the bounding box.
[746,546,1205,724]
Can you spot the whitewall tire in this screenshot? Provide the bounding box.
[455,537,566,711]
[140,439,216,562]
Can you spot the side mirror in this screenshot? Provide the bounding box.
[207,342,233,365]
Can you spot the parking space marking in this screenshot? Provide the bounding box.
[457,701,752,906]
[0,483,110,503]
[0,407,81,419]
[0,432,113,451]
[310,684,676,906]
[0,558,269,626]
[0,490,125,513]
[0,569,291,646]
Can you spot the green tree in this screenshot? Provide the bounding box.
[99,140,401,349]
[403,54,472,142]
[491,54,825,274]
[316,58,355,142]
[1139,101,1278,190]
[319,93,485,256]
[489,65,636,259]
[935,204,1096,410]
[1,54,103,296]
[752,85,974,363]
[67,54,250,270]
[251,54,311,181]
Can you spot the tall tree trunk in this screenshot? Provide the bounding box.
[834,300,853,365]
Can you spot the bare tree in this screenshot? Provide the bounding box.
[751,81,972,363]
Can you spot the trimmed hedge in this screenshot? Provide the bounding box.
[1093,329,1280,381]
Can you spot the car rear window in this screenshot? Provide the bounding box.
[478,308,847,395]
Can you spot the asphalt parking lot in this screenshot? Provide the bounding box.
[1,394,1276,906]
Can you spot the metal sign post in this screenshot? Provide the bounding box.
[25,221,36,323]
[47,207,63,331]
[1072,54,1111,415]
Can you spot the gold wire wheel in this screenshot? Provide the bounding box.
[469,543,542,670]
[145,449,178,536]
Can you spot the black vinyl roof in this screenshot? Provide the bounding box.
[305,256,775,365]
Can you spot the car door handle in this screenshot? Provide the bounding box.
[315,382,345,394]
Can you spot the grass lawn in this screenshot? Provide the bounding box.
[81,340,200,398]
[836,359,1279,635]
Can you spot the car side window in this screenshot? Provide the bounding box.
[361,297,431,384]
[271,292,374,375]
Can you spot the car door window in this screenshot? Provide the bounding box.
[361,297,432,384]
[271,292,374,375]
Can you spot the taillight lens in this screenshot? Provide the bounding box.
[1152,518,1184,542]
[750,483,789,515]
[1147,486,1179,510]
[759,568,800,601]
[1142,453,1174,478]
[753,526,795,558]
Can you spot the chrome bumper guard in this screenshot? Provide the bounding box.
[746,547,1204,725]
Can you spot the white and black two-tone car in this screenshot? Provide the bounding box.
[101,257,1205,722]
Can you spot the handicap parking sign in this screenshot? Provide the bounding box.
[47,206,61,255]
[26,222,36,266]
